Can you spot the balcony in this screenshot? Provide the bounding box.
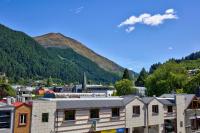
[164,112,176,119]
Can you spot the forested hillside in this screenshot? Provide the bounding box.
[135,51,200,96]
[0,24,120,84]
[34,33,124,75]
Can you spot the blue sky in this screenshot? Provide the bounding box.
[0,0,200,72]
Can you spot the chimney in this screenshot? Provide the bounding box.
[22,97,26,103]
[6,97,11,105]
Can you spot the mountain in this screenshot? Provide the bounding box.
[0,24,120,84]
[184,51,200,60]
[34,33,124,75]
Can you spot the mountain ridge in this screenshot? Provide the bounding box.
[34,33,124,75]
[0,23,120,83]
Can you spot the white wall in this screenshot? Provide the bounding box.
[147,99,164,133]
[176,95,186,133]
[125,98,146,128]
[31,101,56,133]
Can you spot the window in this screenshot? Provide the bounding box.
[152,105,159,114]
[112,108,120,117]
[180,121,183,127]
[90,109,99,119]
[65,110,75,121]
[42,113,49,122]
[19,114,27,126]
[133,106,140,116]
[167,106,173,113]
[0,111,11,128]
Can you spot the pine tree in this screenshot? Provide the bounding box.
[47,76,53,87]
[122,68,132,80]
[135,68,148,87]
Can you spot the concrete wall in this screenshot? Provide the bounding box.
[147,99,164,133]
[55,107,125,133]
[125,98,146,132]
[148,99,164,126]
[176,95,186,133]
[31,101,56,133]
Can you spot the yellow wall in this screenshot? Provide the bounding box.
[14,105,31,133]
[101,129,116,133]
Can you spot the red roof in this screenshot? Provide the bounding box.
[12,102,23,107]
[45,90,54,94]
[0,99,7,103]
[12,102,32,108]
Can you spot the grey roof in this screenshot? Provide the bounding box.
[0,102,14,109]
[54,95,147,109]
[142,97,174,105]
[142,97,154,104]
[56,99,124,109]
[159,94,175,98]
[183,94,195,108]
[157,99,175,106]
[122,95,144,105]
[0,102,7,106]
[16,87,31,92]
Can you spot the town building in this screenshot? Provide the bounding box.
[16,86,33,101]
[72,73,116,96]
[124,96,146,133]
[34,87,48,95]
[13,102,32,133]
[31,95,179,133]
[0,100,15,133]
[1,92,199,133]
[31,97,126,133]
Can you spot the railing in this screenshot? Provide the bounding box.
[164,112,176,118]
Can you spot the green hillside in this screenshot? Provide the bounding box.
[0,24,120,84]
[135,51,200,96]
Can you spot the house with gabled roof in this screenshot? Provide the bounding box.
[12,102,32,133]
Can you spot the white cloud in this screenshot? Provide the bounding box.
[128,68,133,71]
[165,9,175,14]
[118,8,178,32]
[126,26,135,33]
[168,46,173,50]
[70,6,84,14]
